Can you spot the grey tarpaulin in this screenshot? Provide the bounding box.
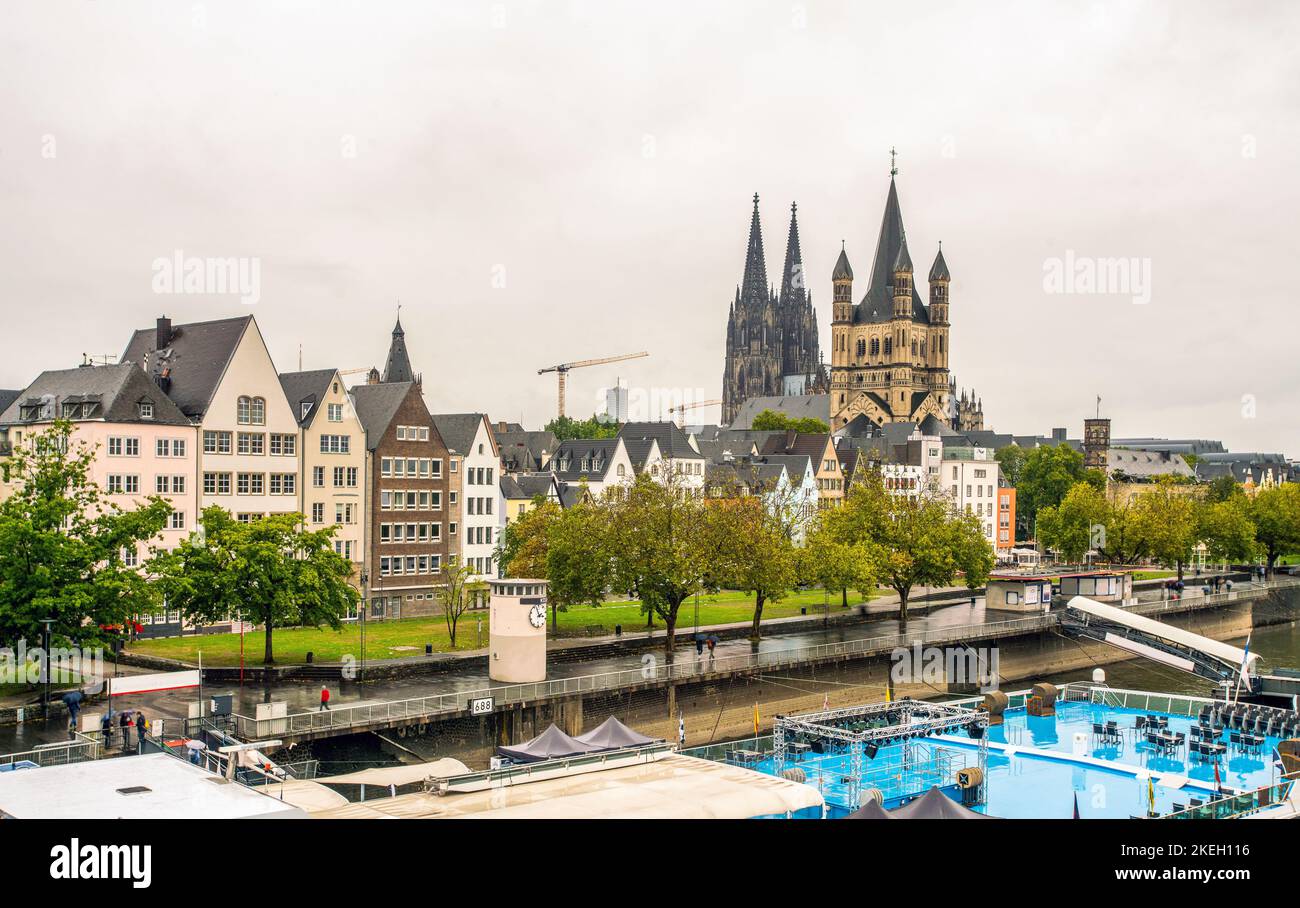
[574,716,660,750]
[496,724,606,763]
[844,787,994,819]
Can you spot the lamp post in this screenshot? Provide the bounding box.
[40,618,54,717]
[358,569,369,684]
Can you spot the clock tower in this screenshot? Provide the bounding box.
[488,579,549,683]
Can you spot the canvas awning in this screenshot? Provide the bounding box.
[319,758,470,787]
[574,716,659,750]
[497,724,606,763]
[845,788,993,819]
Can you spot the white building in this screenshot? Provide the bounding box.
[618,422,706,496]
[602,379,629,424]
[550,437,636,499]
[121,316,299,523]
[433,413,501,591]
[880,431,943,498]
[941,445,1000,549]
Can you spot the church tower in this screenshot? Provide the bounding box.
[928,244,950,411]
[722,194,781,424]
[778,202,821,394]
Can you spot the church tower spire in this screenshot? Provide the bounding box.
[381,311,417,386]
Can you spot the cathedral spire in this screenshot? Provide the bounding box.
[780,201,805,302]
[382,311,416,384]
[740,192,769,304]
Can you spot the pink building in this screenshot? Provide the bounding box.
[0,362,198,567]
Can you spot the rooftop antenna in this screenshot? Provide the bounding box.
[890,146,898,177]
[298,344,303,372]
[1096,395,1102,419]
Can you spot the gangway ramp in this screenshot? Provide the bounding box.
[1061,595,1259,689]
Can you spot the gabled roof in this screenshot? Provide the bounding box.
[705,459,788,495]
[493,428,559,470]
[757,452,815,479]
[759,431,833,461]
[617,436,661,473]
[349,381,415,450]
[501,472,559,501]
[278,369,337,428]
[0,363,190,427]
[120,315,253,419]
[618,421,701,461]
[856,177,929,325]
[551,437,623,482]
[0,390,22,418]
[431,413,491,456]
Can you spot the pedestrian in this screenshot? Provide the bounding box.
[695,636,705,657]
[319,685,330,711]
[135,711,146,751]
[61,689,83,731]
[119,710,132,751]
[100,712,113,749]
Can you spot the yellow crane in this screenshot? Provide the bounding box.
[667,399,723,426]
[538,352,648,419]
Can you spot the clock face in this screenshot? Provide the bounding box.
[528,603,547,628]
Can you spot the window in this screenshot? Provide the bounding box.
[270,473,296,495]
[237,473,265,495]
[107,475,124,493]
[138,401,154,420]
[313,466,324,488]
[312,503,324,523]
[237,433,265,456]
[169,511,185,530]
[320,435,350,454]
[333,466,346,487]
[270,434,296,456]
[419,427,429,441]
[122,548,139,568]
[431,459,442,478]
[204,431,232,455]
[327,403,343,422]
[346,467,358,487]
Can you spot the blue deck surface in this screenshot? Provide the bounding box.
[754,700,1289,819]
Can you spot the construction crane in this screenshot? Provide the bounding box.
[538,352,648,419]
[668,399,723,426]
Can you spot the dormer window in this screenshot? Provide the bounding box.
[139,401,154,420]
[301,401,313,419]
[62,403,79,418]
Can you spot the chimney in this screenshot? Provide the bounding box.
[156,316,173,350]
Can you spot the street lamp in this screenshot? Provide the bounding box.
[358,569,369,684]
[40,617,54,716]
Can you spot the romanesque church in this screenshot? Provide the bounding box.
[722,167,983,433]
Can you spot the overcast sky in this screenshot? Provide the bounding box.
[3,1,1298,453]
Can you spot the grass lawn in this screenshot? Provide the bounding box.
[126,587,876,667]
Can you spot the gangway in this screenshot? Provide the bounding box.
[1061,596,1259,693]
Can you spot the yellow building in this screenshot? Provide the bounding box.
[280,369,367,587]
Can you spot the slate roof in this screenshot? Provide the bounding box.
[618,421,701,461]
[0,363,190,427]
[929,246,950,282]
[759,431,832,461]
[856,177,929,325]
[728,394,830,430]
[551,438,622,482]
[278,369,337,428]
[382,318,416,384]
[431,413,489,456]
[349,381,415,451]
[1105,448,1195,480]
[832,246,854,281]
[500,472,559,502]
[120,315,252,420]
[704,460,788,494]
[0,390,21,418]
[493,428,560,473]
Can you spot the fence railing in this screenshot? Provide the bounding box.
[231,578,1300,740]
[0,734,101,770]
[1160,780,1295,820]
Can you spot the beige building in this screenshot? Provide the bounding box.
[280,369,366,585]
[122,316,300,523]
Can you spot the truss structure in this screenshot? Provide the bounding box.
[773,698,989,810]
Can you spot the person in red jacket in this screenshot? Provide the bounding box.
[319,685,330,711]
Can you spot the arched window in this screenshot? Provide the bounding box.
[237,396,251,425]
[883,337,892,355]
[870,337,880,357]
[251,397,265,425]
[855,338,866,358]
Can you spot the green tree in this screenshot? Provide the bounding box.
[1131,482,1198,581]
[543,414,620,441]
[1019,443,1096,533]
[1197,494,1258,564]
[1249,484,1300,573]
[994,444,1027,488]
[825,472,994,620]
[496,499,561,579]
[750,409,830,434]
[604,474,726,662]
[437,561,488,647]
[0,421,173,646]
[715,496,799,641]
[544,499,612,630]
[152,507,358,664]
[1036,481,1108,563]
[1204,474,1243,504]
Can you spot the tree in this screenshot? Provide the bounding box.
[716,497,798,641]
[1036,481,1108,563]
[800,519,873,610]
[826,472,994,620]
[436,561,488,647]
[543,499,612,630]
[0,421,173,647]
[496,499,561,579]
[1249,484,1300,573]
[994,444,1027,489]
[152,507,358,664]
[1204,474,1243,504]
[604,473,726,663]
[1197,494,1258,565]
[750,408,830,434]
[1018,443,1098,532]
[1130,482,1198,580]
[543,414,620,441]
